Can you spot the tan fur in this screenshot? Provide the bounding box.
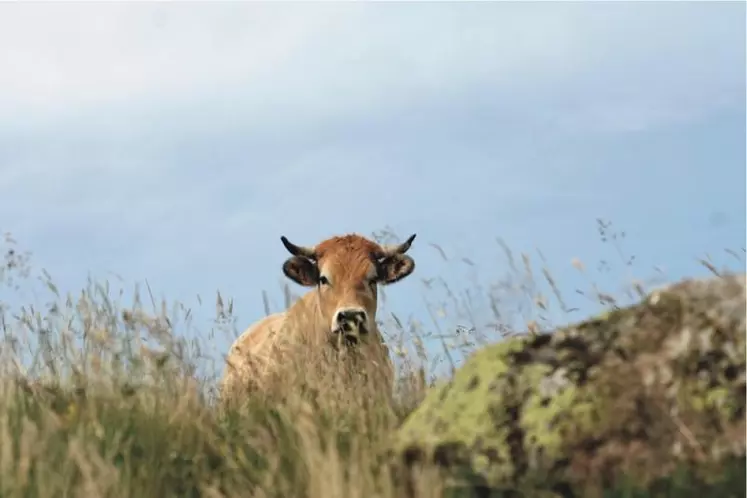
[220,233,414,402]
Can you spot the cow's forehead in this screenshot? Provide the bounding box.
[316,235,381,278]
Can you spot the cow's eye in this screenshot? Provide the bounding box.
[318,276,330,286]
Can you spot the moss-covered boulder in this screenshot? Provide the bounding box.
[392,273,746,497]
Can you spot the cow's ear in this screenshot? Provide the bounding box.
[377,254,415,285]
[282,257,319,287]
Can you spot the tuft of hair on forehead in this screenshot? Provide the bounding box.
[314,234,382,258]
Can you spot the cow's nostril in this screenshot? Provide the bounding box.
[337,310,365,322]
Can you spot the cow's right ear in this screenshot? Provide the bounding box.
[282,257,319,287]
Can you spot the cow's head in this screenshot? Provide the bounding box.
[279,233,416,345]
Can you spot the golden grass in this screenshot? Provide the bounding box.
[0,224,742,498]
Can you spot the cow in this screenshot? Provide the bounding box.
[219,232,417,404]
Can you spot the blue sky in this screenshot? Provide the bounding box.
[0,2,744,380]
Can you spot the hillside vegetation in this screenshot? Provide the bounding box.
[0,226,744,498]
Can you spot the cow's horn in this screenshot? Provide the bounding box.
[280,236,316,259]
[378,233,416,258]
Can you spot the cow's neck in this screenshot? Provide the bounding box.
[282,288,328,343]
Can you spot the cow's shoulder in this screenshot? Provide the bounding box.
[228,312,286,358]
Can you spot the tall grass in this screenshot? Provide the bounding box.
[0,224,742,497]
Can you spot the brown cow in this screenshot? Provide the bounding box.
[220,232,417,402]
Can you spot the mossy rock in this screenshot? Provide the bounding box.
[392,273,746,497]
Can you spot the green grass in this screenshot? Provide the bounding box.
[0,225,743,498]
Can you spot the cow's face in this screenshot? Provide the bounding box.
[280,233,416,345]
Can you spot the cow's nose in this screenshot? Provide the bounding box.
[334,308,368,334]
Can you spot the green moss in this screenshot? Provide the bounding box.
[392,274,747,496]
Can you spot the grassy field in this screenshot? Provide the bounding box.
[0,226,743,498]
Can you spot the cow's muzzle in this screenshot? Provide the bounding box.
[332,307,369,346]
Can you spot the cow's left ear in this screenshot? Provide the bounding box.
[377,254,415,285]
[283,256,319,287]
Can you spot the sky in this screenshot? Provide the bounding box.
[0,2,744,381]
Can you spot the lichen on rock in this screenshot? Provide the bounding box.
[391,273,746,496]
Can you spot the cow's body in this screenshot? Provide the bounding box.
[219,233,415,402]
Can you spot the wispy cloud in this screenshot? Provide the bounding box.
[2,3,739,130]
